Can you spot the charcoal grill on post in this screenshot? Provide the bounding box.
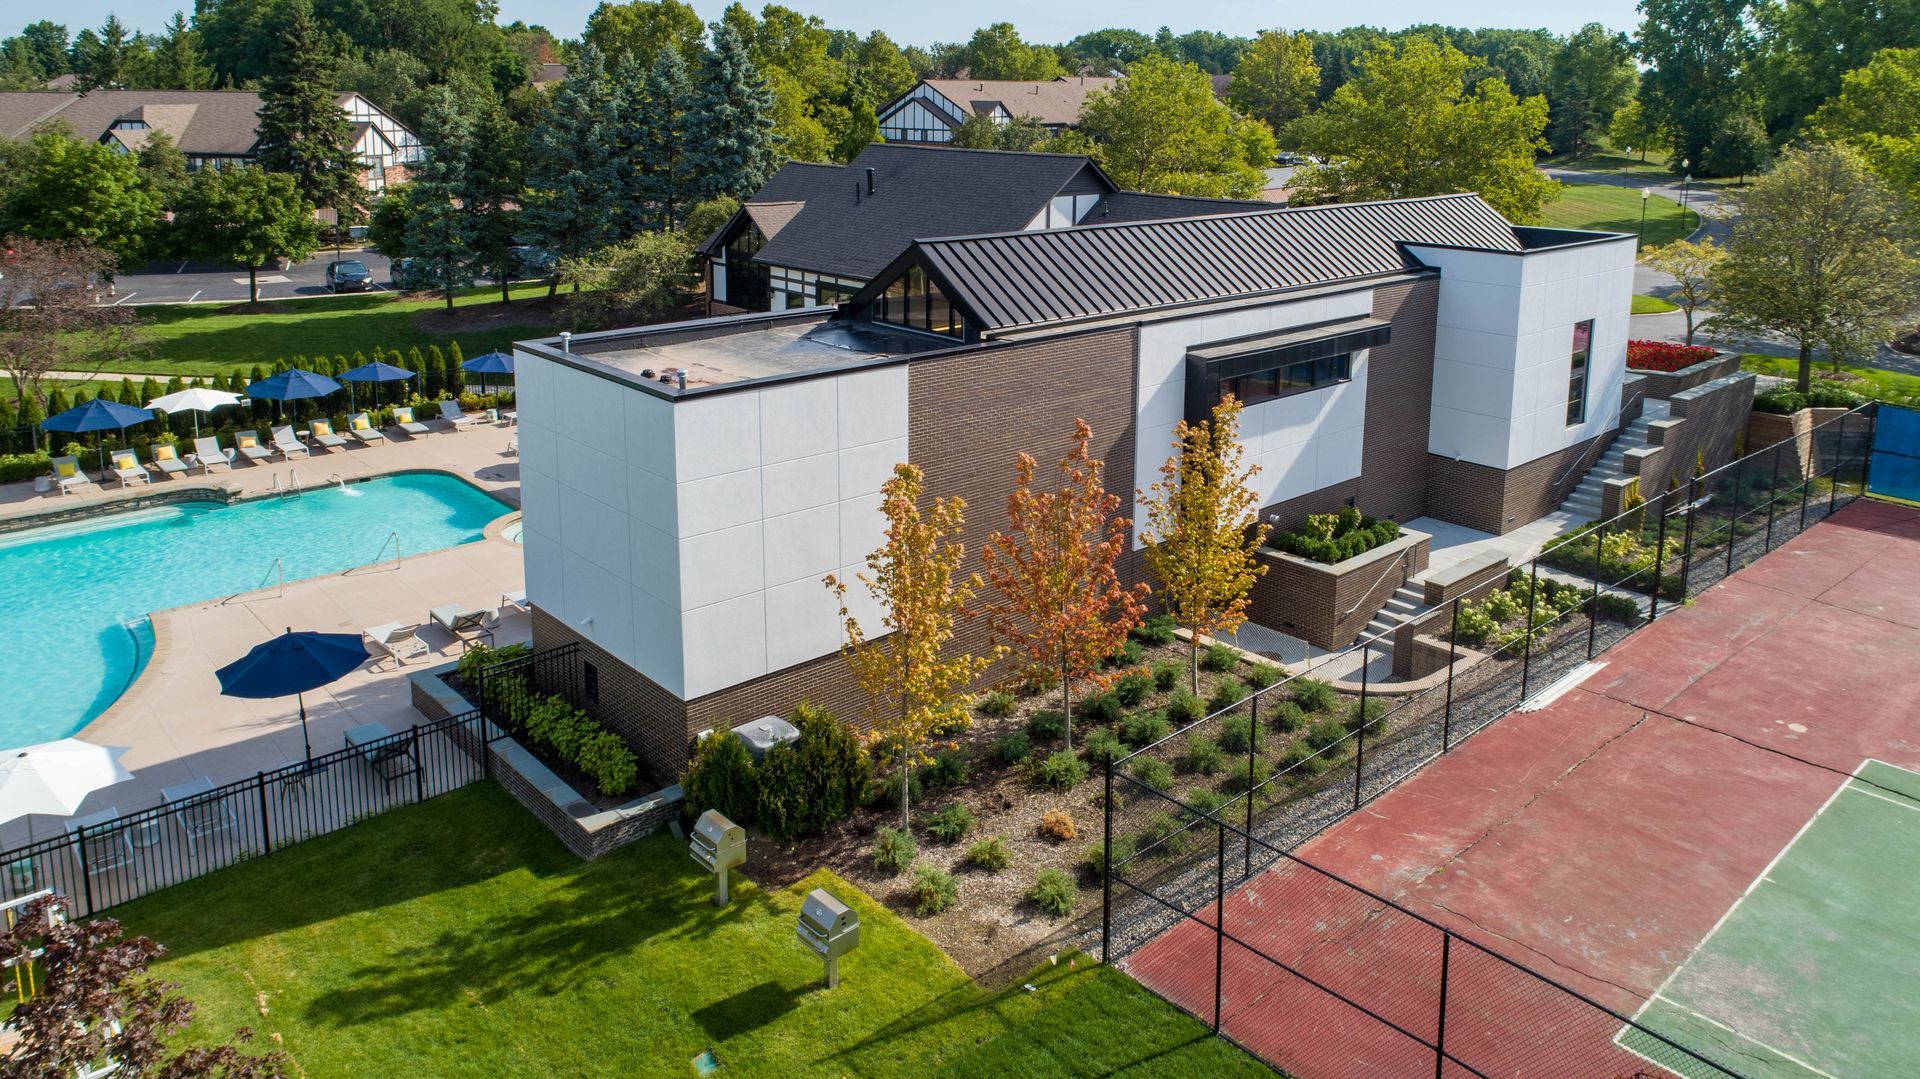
[796,888,859,989]
[689,809,746,906]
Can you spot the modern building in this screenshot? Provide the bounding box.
[697,143,1271,313]
[875,76,1118,144]
[0,89,422,196]
[513,192,1640,779]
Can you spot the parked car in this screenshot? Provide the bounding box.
[389,257,431,290]
[325,260,373,292]
[510,245,558,280]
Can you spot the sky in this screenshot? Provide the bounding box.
[5,1,1649,50]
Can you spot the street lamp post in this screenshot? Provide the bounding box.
[1678,159,1692,226]
[1639,187,1651,249]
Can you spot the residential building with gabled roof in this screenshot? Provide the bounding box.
[876,76,1119,144]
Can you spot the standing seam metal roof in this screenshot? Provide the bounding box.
[903,193,1527,331]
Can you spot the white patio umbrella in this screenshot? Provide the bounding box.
[0,740,134,844]
[146,386,243,438]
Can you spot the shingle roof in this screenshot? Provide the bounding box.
[908,77,1118,126]
[892,194,1528,332]
[0,89,396,158]
[1088,191,1274,224]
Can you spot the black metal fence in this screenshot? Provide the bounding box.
[1102,404,1881,1077]
[0,712,492,919]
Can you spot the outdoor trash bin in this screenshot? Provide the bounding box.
[735,715,800,762]
[690,809,746,905]
[797,888,859,988]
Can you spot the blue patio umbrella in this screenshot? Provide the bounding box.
[460,351,514,395]
[216,629,369,764]
[246,368,343,423]
[41,398,155,470]
[337,360,416,411]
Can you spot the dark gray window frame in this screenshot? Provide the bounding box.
[1183,317,1391,425]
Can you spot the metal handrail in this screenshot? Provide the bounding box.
[1342,549,1414,617]
[374,530,401,567]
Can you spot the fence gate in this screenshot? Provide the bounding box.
[1869,405,1920,505]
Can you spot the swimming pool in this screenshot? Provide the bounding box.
[0,473,508,747]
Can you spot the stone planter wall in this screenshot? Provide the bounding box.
[1628,351,1743,400]
[1621,373,1757,498]
[1395,556,1510,679]
[1746,406,1851,480]
[410,662,683,859]
[1248,529,1430,651]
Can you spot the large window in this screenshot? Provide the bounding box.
[723,226,770,310]
[1220,353,1352,407]
[873,264,963,338]
[1566,319,1593,425]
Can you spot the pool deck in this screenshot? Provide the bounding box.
[0,420,529,848]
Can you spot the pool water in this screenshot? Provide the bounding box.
[0,473,507,747]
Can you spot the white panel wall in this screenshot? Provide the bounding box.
[1132,290,1375,545]
[1413,236,1635,470]
[518,353,909,700]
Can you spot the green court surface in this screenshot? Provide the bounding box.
[1621,760,1920,1077]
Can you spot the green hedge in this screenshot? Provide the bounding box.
[1270,505,1401,564]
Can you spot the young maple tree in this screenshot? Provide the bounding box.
[826,463,1000,829]
[983,419,1150,749]
[0,893,286,1077]
[1138,396,1272,693]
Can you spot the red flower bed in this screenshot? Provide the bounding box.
[1627,339,1719,373]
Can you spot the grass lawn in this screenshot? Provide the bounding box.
[112,785,1266,1078]
[95,284,564,378]
[1741,353,1920,403]
[1633,294,1680,314]
[1537,183,1698,246]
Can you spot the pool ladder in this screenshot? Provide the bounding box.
[272,469,303,502]
[375,530,401,569]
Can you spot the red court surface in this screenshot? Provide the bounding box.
[1125,500,1920,1077]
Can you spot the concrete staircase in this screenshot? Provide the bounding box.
[1357,580,1432,649]
[1555,402,1667,523]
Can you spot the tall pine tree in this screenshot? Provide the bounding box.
[149,13,212,91]
[405,89,475,312]
[462,100,526,303]
[522,45,619,296]
[635,47,696,231]
[254,0,366,227]
[684,22,780,203]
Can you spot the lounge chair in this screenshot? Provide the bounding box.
[345,722,421,788]
[66,808,137,878]
[162,777,236,853]
[391,406,430,437]
[109,449,150,488]
[190,436,234,473]
[149,442,189,478]
[270,425,309,459]
[234,430,272,463]
[363,621,427,667]
[348,412,386,444]
[430,604,492,652]
[309,419,349,450]
[50,455,94,495]
[436,399,485,429]
[501,589,529,614]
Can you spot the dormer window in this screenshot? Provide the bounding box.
[874,264,963,338]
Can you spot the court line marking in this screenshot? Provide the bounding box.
[1843,783,1920,814]
[186,290,201,304]
[1614,759,1899,1076]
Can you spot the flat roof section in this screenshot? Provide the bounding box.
[556,316,947,393]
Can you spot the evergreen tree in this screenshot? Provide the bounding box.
[522,45,618,297]
[254,0,366,227]
[149,13,212,91]
[461,100,526,302]
[442,343,465,396]
[633,48,696,232]
[685,23,780,204]
[70,16,131,92]
[406,88,476,312]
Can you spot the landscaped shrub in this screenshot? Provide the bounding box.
[573,728,640,797]
[1080,727,1125,766]
[872,826,916,874]
[1221,756,1273,794]
[977,690,1016,717]
[1280,739,1331,776]
[996,731,1032,765]
[1200,642,1238,672]
[1083,835,1135,880]
[1030,750,1089,791]
[1245,661,1286,689]
[926,746,970,789]
[1208,678,1246,714]
[1184,788,1229,819]
[1132,614,1178,646]
[1135,811,1189,856]
[911,863,958,916]
[866,768,923,811]
[454,639,531,687]
[681,730,757,824]
[1182,734,1226,775]
[1270,505,1401,564]
[1119,710,1171,748]
[964,836,1012,872]
[1026,709,1066,742]
[753,703,870,840]
[1080,692,1124,727]
[1150,659,1182,691]
[1130,757,1174,791]
[1270,700,1307,733]
[1039,808,1077,841]
[1105,639,1145,669]
[1113,670,1154,707]
[1347,698,1386,736]
[1452,602,1499,646]
[924,802,975,843]
[1028,868,1077,918]
[1219,713,1253,754]
[1292,678,1337,714]
[1165,689,1205,725]
[1756,382,1865,413]
[1806,383,1866,409]
[1597,594,1643,623]
[1305,716,1348,752]
[0,451,51,483]
[1626,339,1717,372]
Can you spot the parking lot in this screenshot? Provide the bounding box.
[111,248,398,306]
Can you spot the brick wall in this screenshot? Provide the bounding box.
[1425,431,1612,535]
[532,607,691,781]
[1247,532,1430,650]
[1623,373,1757,495]
[1633,352,1743,401]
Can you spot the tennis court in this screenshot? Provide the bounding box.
[1621,759,1920,1078]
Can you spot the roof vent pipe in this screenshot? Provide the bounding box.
[676,369,688,391]
[854,181,860,204]
[559,331,572,353]
[865,168,875,196]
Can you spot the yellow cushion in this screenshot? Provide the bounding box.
[395,408,412,422]
[155,444,176,461]
[352,416,370,430]
[238,433,258,448]
[313,421,332,436]
[56,461,77,478]
[114,453,136,469]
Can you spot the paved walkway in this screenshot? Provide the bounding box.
[0,419,527,850]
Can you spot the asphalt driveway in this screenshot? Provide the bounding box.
[110,248,397,305]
